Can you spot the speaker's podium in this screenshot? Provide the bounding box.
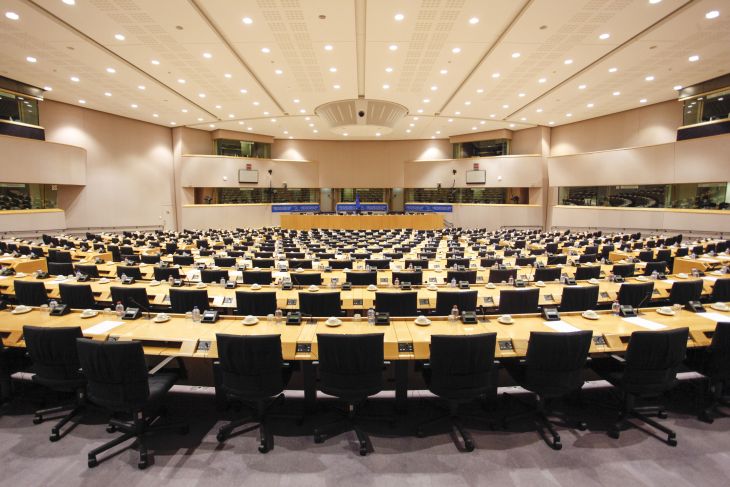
[279,213,443,230]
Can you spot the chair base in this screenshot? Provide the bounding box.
[698,380,730,424]
[313,402,393,456]
[216,394,290,454]
[33,390,86,442]
[415,400,495,452]
[88,410,188,469]
[502,393,586,451]
[609,394,677,446]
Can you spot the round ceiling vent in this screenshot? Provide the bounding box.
[314,98,408,136]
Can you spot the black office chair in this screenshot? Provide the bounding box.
[498,288,539,314]
[559,285,599,312]
[534,267,561,282]
[288,259,313,269]
[75,264,100,279]
[290,273,322,286]
[375,292,417,317]
[612,264,635,278]
[110,286,151,310]
[252,258,275,268]
[116,265,143,280]
[214,334,293,453]
[574,266,600,280]
[503,330,592,449]
[391,271,423,285]
[687,322,730,422]
[578,253,598,264]
[313,333,385,455]
[50,251,73,263]
[242,271,273,285]
[488,268,518,284]
[169,288,209,313]
[644,261,668,276]
[638,250,654,262]
[416,334,498,451]
[23,325,86,442]
[405,259,428,269]
[76,339,187,469]
[172,255,194,266]
[235,291,277,316]
[201,269,229,284]
[516,256,537,267]
[447,270,477,284]
[668,280,703,305]
[711,278,730,301]
[617,282,654,308]
[48,262,75,276]
[366,259,391,270]
[214,257,237,268]
[345,271,377,286]
[547,255,568,266]
[13,280,49,306]
[328,260,352,270]
[435,290,478,315]
[299,291,341,316]
[593,327,689,446]
[59,283,97,310]
[140,254,161,265]
[446,258,470,269]
[153,266,181,281]
[480,257,503,268]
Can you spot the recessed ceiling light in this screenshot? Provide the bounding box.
[394,13,404,21]
[423,98,430,103]
[480,120,486,125]
[389,44,398,51]
[248,127,253,131]
[137,85,146,90]
[283,130,288,134]
[375,132,381,136]
[549,121,555,125]
[131,104,138,108]
[430,85,438,91]
[240,88,248,94]
[382,84,390,90]
[299,109,305,113]
[170,122,177,125]
[409,123,415,127]
[511,52,520,58]
[181,109,188,113]
[509,123,516,128]
[455,111,461,115]
[215,105,222,109]
[198,93,206,98]
[536,108,543,113]
[242,17,253,24]
[308,123,314,127]
[151,59,160,65]
[518,93,526,97]
[492,72,500,78]
[177,79,186,84]
[502,104,509,109]
[469,17,479,24]
[78,99,86,104]
[263,111,269,115]
[406,129,411,133]
[640,98,648,103]
[342,133,348,136]
[224,73,232,78]
[608,67,618,73]
[104,92,112,97]
[688,54,699,62]
[578,84,586,90]
[293,99,300,103]
[70,76,80,82]
[476,88,484,93]
[238,121,244,124]
[673,85,683,90]
[413,117,419,120]
[209,124,215,128]
[313,130,318,134]
[649,0,662,4]
[586,103,594,108]
[417,109,423,113]
[202,52,212,59]
[464,101,471,105]
[385,67,393,73]
[705,10,719,19]
[43,86,52,91]
[565,113,572,117]
[106,67,116,73]
[63,0,76,5]
[538,77,547,83]
[270,118,276,122]
[329,67,337,73]
[440,69,448,75]
[452,47,461,54]
[261,47,270,53]
[5,12,19,20]
[153,113,159,118]
[613,91,621,96]
[599,33,610,40]
[333,84,341,89]
[564,59,573,65]
[471,126,477,130]
[114,33,125,41]
[645,75,655,81]
[520,117,527,121]
[447,118,453,122]
[431,136,435,139]
[324,44,333,51]
[275,69,283,75]
[26,56,37,63]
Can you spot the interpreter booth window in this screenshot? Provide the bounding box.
[0,89,39,126]
[214,138,271,158]
[194,187,319,204]
[338,188,386,203]
[0,183,58,210]
[405,188,528,204]
[558,183,729,210]
[682,88,730,126]
[453,138,510,158]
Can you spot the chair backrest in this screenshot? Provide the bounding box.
[328,260,352,270]
[215,334,287,398]
[290,272,322,286]
[48,262,74,276]
[316,333,384,400]
[446,258,470,268]
[76,338,150,410]
[643,261,668,275]
[169,288,209,313]
[668,280,703,305]
[345,271,377,286]
[574,265,601,280]
[200,269,229,284]
[242,271,273,285]
[622,328,689,393]
[172,255,194,266]
[116,265,142,280]
[488,268,518,283]
[110,286,150,309]
[428,333,497,399]
[638,250,654,262]
[547,254,568,266]
[612,263,635,278]
[75,264,100,278]
[617,282,654,307]
[214,257,237,268]
[711,278,730,302]
[578,253,598,263]
[153,266,181,281]
[498,288,539,314]
[288,259,313,269]
[299,291,341,316]
[391,271,423,285]
[235,291,277,315]
[252,258,275,268]
[523,330,593,396]
[446,270,477,284]
[59,283,96,309]
[375,291,418,317]
[534,267,561,282]
[516,256,537,267]
[365,259,391,269]
[559,285,599,312]
[14,279,48,306]
[706,322,730,381]
[435,290,478,315]
[23,325,84,384]
[140,254,161,265]
[405,259,428,269]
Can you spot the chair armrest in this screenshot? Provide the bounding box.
[610,354,626,363]
[148,355,177,375]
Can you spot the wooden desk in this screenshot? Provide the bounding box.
[279,214,443,230]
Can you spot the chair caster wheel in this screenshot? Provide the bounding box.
[258,444,270,454]
[359,447,368,456]
[314,433,324,444]
[699,412,714,424]
[464,439,475,452]
[577,422,587,431]
[33,416,43,425]
[88,457,98,468]
[216,431,226,443]
[668,434,677,447]
[106,425,117,433]
[138,459,149,470]
[657,410,668,419]
[608,430,620,439]
[49,432,60,442]
[552,440,562,451]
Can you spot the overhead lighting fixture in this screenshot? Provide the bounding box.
[520,117,527,121]
[106,67,116,73]
[673,85,683,90]
[417,109,423,113]
[511,52,520,58]
[645,75,655,81]
[375,132,381,137]
[240,88,248,94]
[688,54,700,62]
[578,84,586,90]
[394,13,404,21]
[137,85,146,90]
[333,84,341,89]
[471,126,477,130]
[242,17,253,24]
[104,92,112,97]
[216,105,222,109]
[43,86,52,91]
[406,129,411,133]
[587,103,594,108]
[455,111,461,115]
[153,114,159,118]
[151,59,160,65]
[275,69,283,74]
[564,59,573,65]
[649,0,662,4]
[492,72,500,78]
[329,67,337,73]
[440,69,448,75]
[63,0,76,5]
[131,104,138,108]
[640,98,648,103]
[261,47,270,53]
[464,101,471,105]
[480,120,485,125]
[385,67,393,73]
[293,98,300,103]
[70,76,80,82]
[705,10,719,19]
[518,93,526,97]
[423,98,430,103]
[452,47,461,54]
[389,44,398,51]
[599,33,610,40]
[476,88,484,93]
[181,109,188,113]
[5,12,19,20]
[549,121,555,125]
[324,44,333,51]
[26,56,37,63]
[565,113,572,117]
[114,33,125,41]
[469,17,479,24]
[447,118,453,122]
[209,124,215,128]
[382,84,390,90]
[299,109,305,113]
[536,108,543,113]
[613,91,621,96]
[608,67,618,73]
[502,104,509,109]
[538,77,547,83]
[202,52,212,59]
[177,79,186,84]
[78,99,86,104]
[170,122,177,125]
[198,93,206,98]
[509,123,516,128]
[224,73,232,78]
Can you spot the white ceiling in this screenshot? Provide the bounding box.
[1,0,729,140]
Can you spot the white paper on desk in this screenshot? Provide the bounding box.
[697,258,718,263]
[185,270,200,281]
[84,320,124,335]
[622,316,667,330]
[212,296,224,306]
[697,312,730,323]
[702,277,718,283]
[0,257,13,262]
[544,320,581,333]
[663,279,675,284]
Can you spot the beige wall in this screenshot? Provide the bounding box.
[0,134,86,185]
[181,204,279,230]
[180,156,318,188]
[511,127,543,155]
[41,100,175,230]
[0,210,66,233]
[404,156,544,189]
[550,100,682,156]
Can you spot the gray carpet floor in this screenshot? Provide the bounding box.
[1,383,730,487]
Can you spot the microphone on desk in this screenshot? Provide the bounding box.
[636,290,653,316]
[130,297,152,320]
